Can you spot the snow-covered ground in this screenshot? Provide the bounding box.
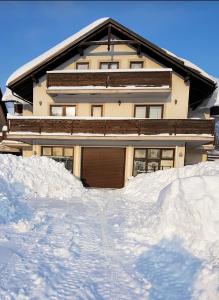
[0,155,218,299]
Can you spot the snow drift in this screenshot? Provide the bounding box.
[0,154,83,199]
[0,155,218,299]
[0,155,83,224]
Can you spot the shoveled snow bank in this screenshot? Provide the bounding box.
[0,155,83,224]
[0,155,218,299]
[0,154,83,199]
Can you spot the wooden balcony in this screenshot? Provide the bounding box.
[8,118,214,136]
[47,69,172,89]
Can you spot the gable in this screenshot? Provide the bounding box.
[6,18,216,108]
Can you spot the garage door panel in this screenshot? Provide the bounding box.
[81,147,125,188]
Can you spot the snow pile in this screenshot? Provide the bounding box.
[0,155,218,299]
[0,154,83,199]
[120,162,219,299]
[0,155,83,224]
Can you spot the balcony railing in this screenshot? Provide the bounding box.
[47,69,172,89]
[7,118,214,136]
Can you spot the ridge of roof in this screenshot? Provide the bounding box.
[5,17,216,88]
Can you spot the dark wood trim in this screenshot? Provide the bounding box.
[80,40,138,46]
[76,62,89,69]
[8,118,215,136]
[134,104,164,119]
[47,70,171,87]
[91,105,103,117]
[107,24,111,51]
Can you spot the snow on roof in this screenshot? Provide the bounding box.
[199,78,219,108]
[6,18,109,85]
[2,88,27,104]
[162,48,216,83]
[162,48,219,108]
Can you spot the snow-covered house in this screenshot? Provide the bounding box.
[2,18,217,187]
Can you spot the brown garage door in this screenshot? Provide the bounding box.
[81,147,125,188]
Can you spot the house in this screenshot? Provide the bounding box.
[2,18,216,188]
[0,88,21,154]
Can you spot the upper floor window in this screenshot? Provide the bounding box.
[14,103,23,115]
[130,61,144,69]
[134,105,163,119]
[76,62,89,70]
[50,105,76,117]
[91,105,103,117]
[100,62,119,70]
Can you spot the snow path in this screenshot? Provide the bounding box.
[0,156,219,299]
[0,189,147,300]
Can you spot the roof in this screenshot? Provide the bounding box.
[2,87,31,104]
[7,18,109,86]
[4,17,216,107]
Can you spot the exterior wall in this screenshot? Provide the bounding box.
[23,104,33,116]
[32,43,190,119]
[185,146,207,165]
[25,144,188,185]
[23,146,33,157]
[174,146,185,167]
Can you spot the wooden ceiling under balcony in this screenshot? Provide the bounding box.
[47,70,172,89]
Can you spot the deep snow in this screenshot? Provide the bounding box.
[0,155,218,299]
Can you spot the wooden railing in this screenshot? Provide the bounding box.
[47,70,172,88]
[8,118,214,135]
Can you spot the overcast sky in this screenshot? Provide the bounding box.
[1,1,219,90]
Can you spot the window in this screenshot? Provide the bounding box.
[76,62,89,70]
[133,148,174,176]
[130,61,144,69]
[100,62,119,69]
[135,106,147,118]
[134,105,163,119]
[65,106,76,117]
[149,106,162,119]
[91,105,103,117]
[51,106,62,116]
[42,146,74,173]
[14,103,23,115]
[42,147,52,156]
[50,106,76,117]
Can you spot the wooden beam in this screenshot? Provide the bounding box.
[107,25,111,51]
[78,46,84,57]
[80,40,139,46]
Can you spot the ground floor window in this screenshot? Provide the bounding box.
[133,148,174,176]
[42,146,74,173]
